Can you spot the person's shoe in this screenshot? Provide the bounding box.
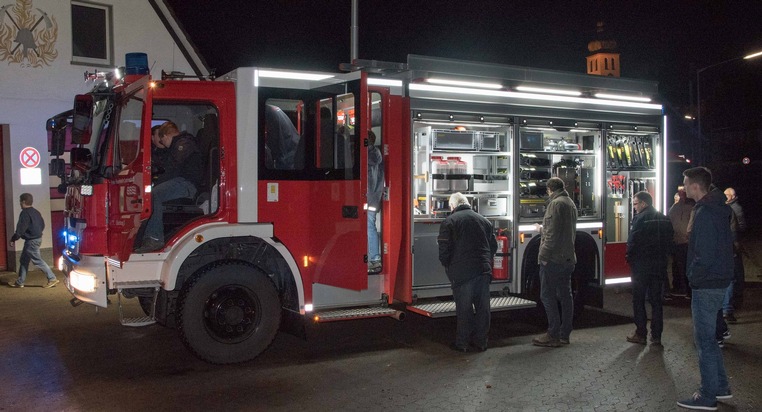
[722,330,731,340]
[532,333,561,347]
[677,391,717,410]
[723,313,737,323]
[135,238,163,253]
[663,295,674,303]
[470,342,487,352]
[626,333,647,345]
[8,281,23,288]
[44,279,60,288]
[368,261,382,274]
[449,342,468,353]
[671,290,687,297]
[717,339,724,348]
[650,336,662,346]
[715,389,732,400]
[559,338,570,345]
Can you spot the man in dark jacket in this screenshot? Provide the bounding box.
[626,191,673,345]
[136,121,203,252]
[722,187,745,322]
[8,193,59,288]
[532,177,577,347]
[438,192,497,352]
[677,167,735,411]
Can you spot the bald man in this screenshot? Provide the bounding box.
[722,187,746,323]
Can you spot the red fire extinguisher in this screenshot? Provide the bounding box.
[492,229,510,280]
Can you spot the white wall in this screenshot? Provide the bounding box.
[0,0,197,256]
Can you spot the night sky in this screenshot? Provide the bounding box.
[165,0,762,110]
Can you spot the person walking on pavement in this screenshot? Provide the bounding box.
[677,167,735,411]
[722,187,745,323]
[626,191,673,346]
[532,177,577,348]
[669,188,694,297]
[438,192,497,352]
[8,193,59,288]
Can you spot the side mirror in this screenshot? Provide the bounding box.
[70,147,93,171]
[47,112,70,156]
[49,159,66,178]
[72,94,94,144]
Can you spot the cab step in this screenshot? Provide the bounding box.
[313,307,405,323]
[407,295,536,318]
[116,282,161,327]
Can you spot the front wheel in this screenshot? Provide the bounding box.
[178,263,281,364]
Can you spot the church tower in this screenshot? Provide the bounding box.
[586,21,620,77]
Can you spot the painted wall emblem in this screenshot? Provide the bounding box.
[0,0,58,67]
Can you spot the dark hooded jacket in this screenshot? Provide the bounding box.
[687,187,734,289]
[438,204,498,287]
[626,205,674,267]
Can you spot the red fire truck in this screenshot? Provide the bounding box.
[48,54,666,363]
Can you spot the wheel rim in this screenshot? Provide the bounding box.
[203,285,261,343]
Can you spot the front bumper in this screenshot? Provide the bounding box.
[60,251,108,308]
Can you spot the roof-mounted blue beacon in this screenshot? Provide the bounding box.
[125,52,149,75]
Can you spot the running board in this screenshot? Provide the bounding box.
[408,296,536,318]
[313,307,405,323]
[115,281,161,327]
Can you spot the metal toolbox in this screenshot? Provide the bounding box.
[432,129,477,151]
[478,131,500,151]
[477,197,507,217]
[519,198,546,218]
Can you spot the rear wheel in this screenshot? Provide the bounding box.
[178,263,281,364]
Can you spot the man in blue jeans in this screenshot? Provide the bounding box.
[8,193,59,288]
[532,177,577,347]
[677,167,734,411]
[367,130,384,273]
[438,193,497,352]
[136,121,202,253]
[626,191,673,346]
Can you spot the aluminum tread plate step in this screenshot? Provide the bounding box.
[314,307,398,322]
[120,316,156,327]
[408,296,536,318]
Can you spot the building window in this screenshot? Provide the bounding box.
[71,1,113,66]
[604,58,609,70]
[612,58,616,70]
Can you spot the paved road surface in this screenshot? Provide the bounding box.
[1,264,761,411]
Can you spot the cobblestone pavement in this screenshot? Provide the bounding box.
[1,263,760,411]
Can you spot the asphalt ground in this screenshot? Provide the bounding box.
[1,245,761,411]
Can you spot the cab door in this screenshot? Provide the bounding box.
[258,77,369,290]
[107,77,153,262]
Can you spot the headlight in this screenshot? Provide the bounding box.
[70,270,96,292]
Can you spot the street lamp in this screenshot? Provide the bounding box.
[696,49,762,164]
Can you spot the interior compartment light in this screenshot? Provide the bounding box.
[594,93,651,102]
[426,78,502,89]
[81,185,93,196]
[515,86,581,96]
[257,69,334,81]
[743,50,762,60]
[368,78,403,87]
[605,277,631,285]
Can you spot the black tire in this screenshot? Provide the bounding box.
[178,263,281,364]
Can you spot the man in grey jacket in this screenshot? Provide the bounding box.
[532,177,578,347]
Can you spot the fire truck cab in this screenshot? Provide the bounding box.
[49,54,665,364]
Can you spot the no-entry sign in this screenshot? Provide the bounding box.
[20,147,41,168]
